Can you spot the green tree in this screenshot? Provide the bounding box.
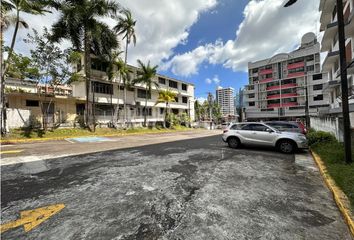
[50,0,120,127]
[25,28,78,130]
[194,100,201,121]
[5,48,39,79]
[212,102,222,124]
[155,89,176,128]
[132,60,159,127]
[113,8,136,126]
[2,0,50,79]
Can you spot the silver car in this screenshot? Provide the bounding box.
[222,122,308,153]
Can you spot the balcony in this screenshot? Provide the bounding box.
[287,62,304,70]
[266,83,297,91]
[259,78,274,83]
[287,72,305,78]
[267,102,298,108]
[322,50,339,72]
[260,69,273,75]
[321,21,338,52]
[267,93,298,100]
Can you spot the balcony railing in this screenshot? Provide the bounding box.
[267,102,298,108]
[266,83,297,91]
[287,62,304,70]
[259,78,274,83]
[287,72,305,78]
[260,69,273,75]
[267,93,298,99]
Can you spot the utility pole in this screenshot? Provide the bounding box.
[304,74,310,128]
[336,0,352,164]
[284,0,351,164]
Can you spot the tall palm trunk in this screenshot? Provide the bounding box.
[123,38,129,127]
[144,88,148,127]
[114,76,121,128]
[164,102,168,128]
[84,29,91,129]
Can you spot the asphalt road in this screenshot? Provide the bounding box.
[1,135,352,239]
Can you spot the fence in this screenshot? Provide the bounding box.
[310,116,344,142]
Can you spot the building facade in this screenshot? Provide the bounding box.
[319,0,354,125]
[71,58,195,127]
[216,87,235,117]
[244,33,330,121]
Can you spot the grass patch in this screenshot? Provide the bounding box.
[311,140,354,210]
[1,126,193,142]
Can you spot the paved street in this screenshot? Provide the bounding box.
[1,135,352,239]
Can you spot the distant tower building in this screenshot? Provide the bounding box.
[216,87,235,116]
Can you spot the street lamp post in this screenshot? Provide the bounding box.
[284,0,352,164]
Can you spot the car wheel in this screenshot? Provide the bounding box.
[228,137,240,149]
[278,140,295,154]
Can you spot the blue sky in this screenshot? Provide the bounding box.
[160,0,250,99]
[4,0,321,102]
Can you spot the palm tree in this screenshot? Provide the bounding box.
[132,60,158,127]
[50,0,120,127]
[113,8,136,126]
[155,89,176,128]
[113,58,129,127]
[2,0,50,79]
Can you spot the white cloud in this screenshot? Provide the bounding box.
[205,78,212,84]
[205,74,220,85]
[4,0,218,66]
[196,97,207,103]
[165,0,321,75]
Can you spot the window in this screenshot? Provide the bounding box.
[169,80,178,89]
[249,102,255,106]
[313,84,323,91]
[182,83,187,91]
[306,65,314,72]
[288,67,304,73]
[314,94,324,101]
[174,96,179,102]
[92,81,113,94]
[26,100,39,107]
[248,93,255,98]
[137,107,152,116]
[242,124,267,131]
[160,108,164,115]
[158,77,166,84]
[313,73,323,80]
[137,89,151,99]
[91,58,109,72]
[182,96,188,103]
[230,124,243,130]
[76,104,85,115]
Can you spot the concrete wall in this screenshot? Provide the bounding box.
[310,116,344,142]
[6,108,31,129]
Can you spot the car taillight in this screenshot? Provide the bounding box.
[223,130,228,133]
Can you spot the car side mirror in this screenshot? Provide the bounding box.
[266,128,273,133]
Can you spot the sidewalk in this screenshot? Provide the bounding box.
[0,130,221,166]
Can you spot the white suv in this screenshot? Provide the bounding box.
[222,122,308,153]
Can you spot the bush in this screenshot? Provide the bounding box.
[307,130,337,146]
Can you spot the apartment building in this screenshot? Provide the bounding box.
[71,57,195,127]
[5,78,77,128]
[244,33,330,121]
[216,87,235,117]
[320,0,354,122]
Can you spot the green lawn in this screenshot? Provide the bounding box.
[311,141,354,210]
[1,125,192,142]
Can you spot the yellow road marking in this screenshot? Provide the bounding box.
[0,204,65,233]
[0,150,24,154]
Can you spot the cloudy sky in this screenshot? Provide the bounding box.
[4,0,321,101]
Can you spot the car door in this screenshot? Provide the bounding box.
[251,124,277,145]
[238,124,260,144]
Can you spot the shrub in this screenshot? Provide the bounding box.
[307,130,337,146]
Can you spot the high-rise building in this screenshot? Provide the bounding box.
[216,87,235,116]
[243,33,329,121]
[320,0,354,122]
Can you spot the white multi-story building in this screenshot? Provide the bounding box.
[320,0,354,123]
[216,87,235,116]
[72,58,195,127]
[244,33,330,121]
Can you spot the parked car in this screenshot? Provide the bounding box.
[222,122,308,153]
[265,121,307,135]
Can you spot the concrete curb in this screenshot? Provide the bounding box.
[0,129,206,144]
[310,150,354,237]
